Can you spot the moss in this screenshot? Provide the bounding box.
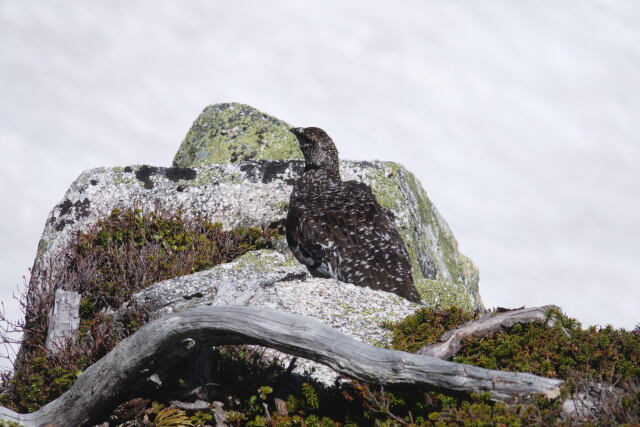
[455,308,640,382]
[383,306,475,353]
[0,348,83,413]
[375,306,640,424]
[386,306,640,383]
[423,392,564,426]
[97,363,638,426]
[173,103,303,168]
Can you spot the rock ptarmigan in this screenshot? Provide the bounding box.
[286,127,421,303]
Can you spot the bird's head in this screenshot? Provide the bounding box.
[290,127,340,176]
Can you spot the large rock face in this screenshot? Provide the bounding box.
[32,102,481,314]
[132,250,419,346]
[127,249,421,384]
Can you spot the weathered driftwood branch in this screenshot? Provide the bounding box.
[0,306,563,427]
[417,305,560,360]
[44,289,81,352]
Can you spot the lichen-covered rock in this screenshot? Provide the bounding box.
[173,103,303,167]
[127,249,421,384]
[131,250,309,317]
[33,162,302,277]
[169,103,481,309]
[341,162,482,311]
[34,158,482,311]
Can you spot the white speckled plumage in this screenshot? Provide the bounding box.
[286,127,421,303]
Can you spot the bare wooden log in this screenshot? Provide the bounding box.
[212,401,229,427]
[0,306,563,427]
[417,305,560,360]
[44,289,81,351]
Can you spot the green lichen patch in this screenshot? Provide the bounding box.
[227,248,295,273]
[362,161,481,311]
[415,278,475,312]
[187,164,244,186]
[173,103,303,168]
[366,161,406,212]
[111,166,138,186]
[402,168,464,285]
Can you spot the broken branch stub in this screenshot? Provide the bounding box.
[44,289,81,352]
[417,305,560,360]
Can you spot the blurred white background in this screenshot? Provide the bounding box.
[1,0,638,357]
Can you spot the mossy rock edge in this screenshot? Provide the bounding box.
[173,102,303,167]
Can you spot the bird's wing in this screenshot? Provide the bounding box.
[286,201,353,271]
[285,205,323,268]
[287,180,420,302]
[338,181,420,301]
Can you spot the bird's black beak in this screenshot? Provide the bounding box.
[289,127,304,137]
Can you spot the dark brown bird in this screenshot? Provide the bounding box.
[286,127,421,303]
